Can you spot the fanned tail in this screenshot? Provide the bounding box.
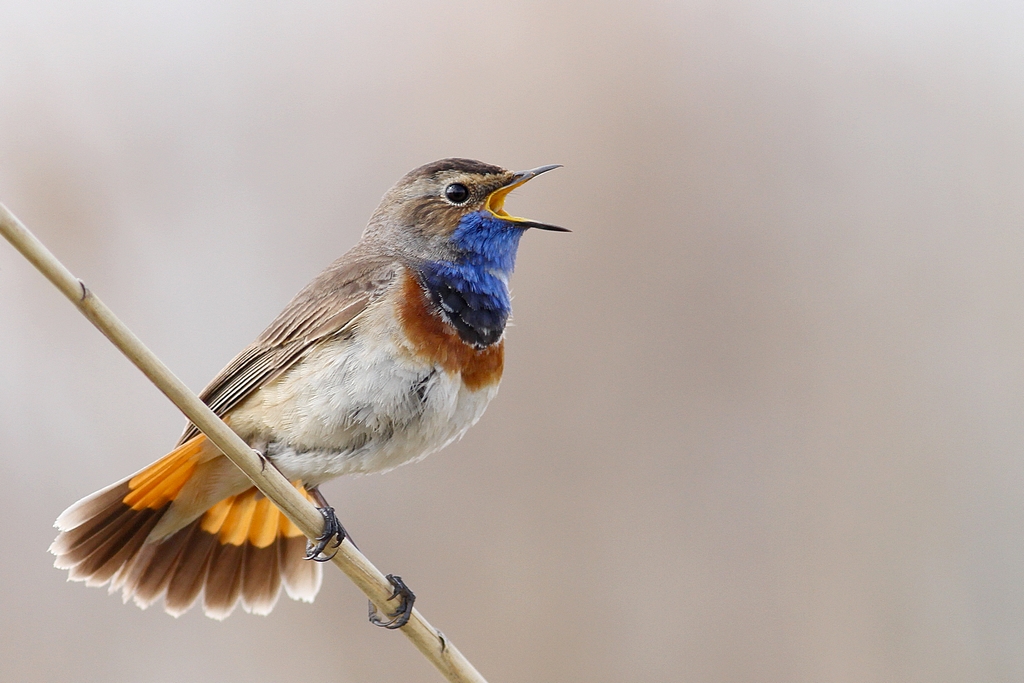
[51,435,322,619]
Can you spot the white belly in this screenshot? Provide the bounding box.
[226,312,499,484]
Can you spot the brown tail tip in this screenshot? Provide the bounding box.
[53,464,322,618]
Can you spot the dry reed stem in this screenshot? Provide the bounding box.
[0,202,487,683]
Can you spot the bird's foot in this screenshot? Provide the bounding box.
[368,574,416,629]
[305,506,347,562]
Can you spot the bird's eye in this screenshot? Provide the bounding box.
[444,183,470,204]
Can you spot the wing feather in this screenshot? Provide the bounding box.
[178,251,398,445]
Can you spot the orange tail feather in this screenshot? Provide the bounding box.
[51,435,321,619]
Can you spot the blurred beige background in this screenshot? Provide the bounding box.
[2,2,1023,682]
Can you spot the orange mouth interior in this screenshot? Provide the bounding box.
[485,182,528,222]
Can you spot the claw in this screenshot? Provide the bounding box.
[437,629,447,653]
[253,449,268,472]
[305,506,346,562]
[368,574,416,629]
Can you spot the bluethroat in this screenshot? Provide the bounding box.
[50,158,565,621]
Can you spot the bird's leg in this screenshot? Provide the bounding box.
[368,574,416,629]
[304,486,351,562]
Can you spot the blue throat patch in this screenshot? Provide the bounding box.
[421,211,524,347]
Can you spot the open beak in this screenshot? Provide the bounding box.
[486,164,570,232]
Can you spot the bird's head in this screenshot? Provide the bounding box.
[364,158,566,272]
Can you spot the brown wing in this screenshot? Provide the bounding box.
[177,250,399,445]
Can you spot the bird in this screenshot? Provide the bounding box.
[50,158,566,621]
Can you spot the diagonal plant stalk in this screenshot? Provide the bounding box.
[0,202,487,683]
